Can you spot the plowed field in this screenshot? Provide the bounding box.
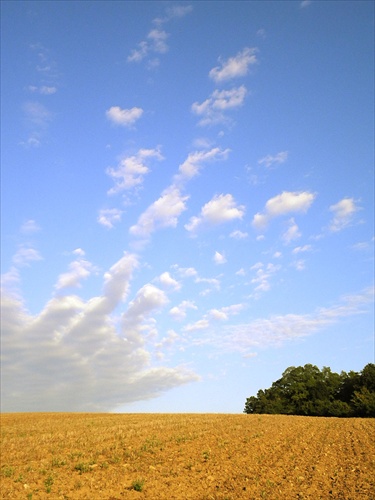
[1,413,374,499]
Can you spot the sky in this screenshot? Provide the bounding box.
[1,0,374,413]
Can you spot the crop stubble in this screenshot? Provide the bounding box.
[1,413,374,499]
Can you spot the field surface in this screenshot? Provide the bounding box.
[1,413,374,499]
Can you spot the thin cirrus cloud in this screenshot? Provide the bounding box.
[106,147,163,195]
[252,191,316,229]
[213,287,374,355]
[191,86,247,126]
[106,106,144,127]
[209,47,258,83]
[1,252,198,412]
[185,193,245,234]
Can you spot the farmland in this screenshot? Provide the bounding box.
[1,413,374,499]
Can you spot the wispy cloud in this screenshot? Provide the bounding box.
[1,252,198,411]
[252,191,316,229]
[20,219,41,234]
[328,198,360,232]
[97,208,123,229]
[250,262,281,295]
[169,300,197,321]
[128,6,192,67]
[12,246,43,267]
[175,147,230,183]
[282,218,301,244]
[106,106,143,127]
[20,101,52,147]
[185,193,245,234]
[192,86,247,126]
[209,48,257,83]
[205,287,374,354]
[258,151,288,169]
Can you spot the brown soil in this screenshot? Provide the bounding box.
[1,413,374,499]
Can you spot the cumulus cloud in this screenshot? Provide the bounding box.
[20,219,41,234]
[209,47,258,83]
[192,86,247,126]
[213,251,227,265]
[258,151,288,169]
[128,28,169,63]
[328,198,360,232]
[1,252,198,411]
[158,272,181,291]
[55,257,97,290]
[292,244,312,254]
[252,191,316,229]
[185,193,245,234]
[169,300,197,321]
[230,230,248,239]
[282,218,301,244]
[130,186,189,238]
[106,106,143,127]
[12,246,43,267]
[175,147,230,182]
[97,208,123,229]
[106,147,163,195]
[250,262,281,294]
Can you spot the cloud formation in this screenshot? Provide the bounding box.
[209,47,258,83]
[106,147,163,195]
[328,198,360,232]
[106,106,143,127]
[192,86,247,126]
[252,191,316,229]
[258,151,288,169]
[130,186,189,238]
[185,193,245,233]
[1,253,198,411]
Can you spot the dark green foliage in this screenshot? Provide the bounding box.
[244,363,375,417]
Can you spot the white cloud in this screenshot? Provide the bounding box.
[282,218,301,244]
[106,147,163,195]
[185,193,245,233]
[121,283,169,344]
[210,287,374,354]
[183,318,210,332]
[106,106,143,127]
[209,47,258,83]
[158,272,181,291]
[1,253,198,411]
[172,265,199,279]
[292,244,312,254]
[55,258,96,290]
[250,262,281,294]
[300,0,312,8]
[169,300,197,321]
[176,147,230,182]
[213,251,227,265]
[28,85,57,95]
[21,101,52,147]
[209,304,244,321]
[97,208,123,228]
[20,219,41,234]
[252,191,316,229]
[230,230,248,239]
[258,151,288,168]
[191,85,247,126]
[153,5,193,24]
[12,246,43,267]
[328,198,360,232]
[130,186,189,238]
[128,29,169,63]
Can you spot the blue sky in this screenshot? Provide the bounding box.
[1,0,374,413]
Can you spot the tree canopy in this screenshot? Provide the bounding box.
[244,363,375,417]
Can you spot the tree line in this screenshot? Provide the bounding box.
[244,363,375,417]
